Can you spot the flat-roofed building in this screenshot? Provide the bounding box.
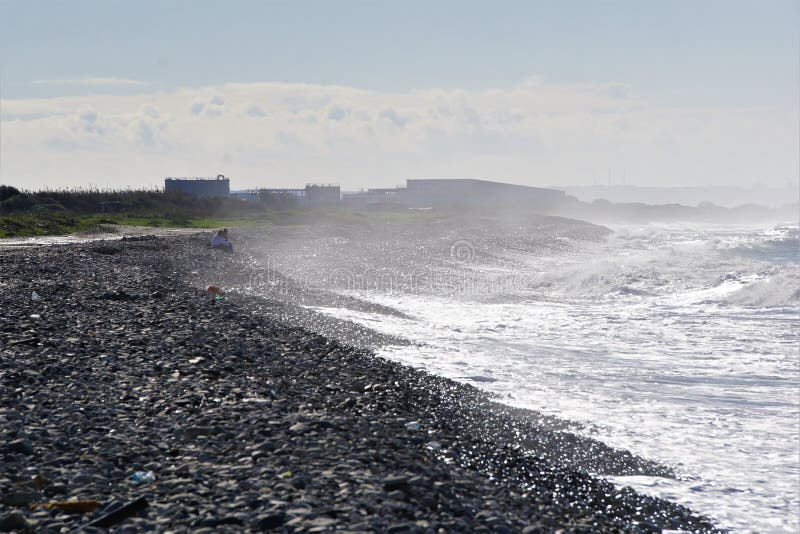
[405,179,566,210]
[342,179,569,212]
[256,184,340,206]
[305,184,341,205]
[165,175,230,197]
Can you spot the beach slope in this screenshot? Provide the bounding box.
[0,236,718,532]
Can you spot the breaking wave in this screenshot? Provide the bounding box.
[520,224,799,308]
[721,271,800,307]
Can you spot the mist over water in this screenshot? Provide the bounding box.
[250,220,799,533]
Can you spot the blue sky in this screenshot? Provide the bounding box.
[0,0,798,190]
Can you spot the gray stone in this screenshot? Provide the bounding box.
[0,512,30,533]
[4,439,34,456]
[1,491,40,507]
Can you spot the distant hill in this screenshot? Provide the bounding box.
[560,184,799,208]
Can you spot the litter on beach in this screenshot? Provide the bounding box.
[87,497,149,528]
[206,286,225,299]
[130,471,157,485]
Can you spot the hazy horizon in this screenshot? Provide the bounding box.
[1,1,798,192]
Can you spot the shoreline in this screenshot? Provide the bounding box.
[0,235,720,531]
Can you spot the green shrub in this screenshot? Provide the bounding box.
[30,202,67,212]
[0,185,21,202]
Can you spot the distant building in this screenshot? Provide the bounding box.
[304,184,340,205]
[229,189,261,202]
[343,179,569,212]
[258,183,340,206]
[406,179,568,211]
[165,175,230,197]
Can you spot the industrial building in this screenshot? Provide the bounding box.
[304,184,341,204]
[409,179,568,210]
[164,175,230,197]
[165,174,563,213]
[343,179,569,212]
[257,184,341,206]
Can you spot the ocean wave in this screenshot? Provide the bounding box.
[520,225,798,306]
[720,271,800,307]
[721,226,799,265]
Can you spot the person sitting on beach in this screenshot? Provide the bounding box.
[210,229,233,253]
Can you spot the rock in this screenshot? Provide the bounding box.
[307,516,337,528]
[387,522,421,533]
[0,236,719,533]
[0,512,30,532]
[288,422,308,433]
[44,483,67,496]
[2,491,40,507]
[383,476,410,492]
[3,439,34,456]
[182,427,213,439]
[253,513,286,530]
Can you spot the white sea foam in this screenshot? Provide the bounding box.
[309,223,800,533]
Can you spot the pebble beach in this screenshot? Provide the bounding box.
[0,234,720,532]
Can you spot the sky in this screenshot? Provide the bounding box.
[0,0,798,191]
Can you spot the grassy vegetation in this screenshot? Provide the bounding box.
[0,187,288,237]
[0,186,443,238]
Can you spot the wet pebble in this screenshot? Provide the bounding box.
[0,236,720,532]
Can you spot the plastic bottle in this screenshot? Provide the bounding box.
[130,471,156,485]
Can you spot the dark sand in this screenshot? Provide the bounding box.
[0,235,719,532]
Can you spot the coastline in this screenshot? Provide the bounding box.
[0,235,719,532]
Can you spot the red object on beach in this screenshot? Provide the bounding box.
[206,286,222,295]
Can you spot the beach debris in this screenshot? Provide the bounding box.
[207,286,224,300]
[30,291,41,301]
[32,500,100,514]
[87,496,148,528]
[29,314,40,319]
[424,441,441,451]
[0,236,721,533]
[130,471,156,485]
[30,475,50,490]
[405,421,421,431]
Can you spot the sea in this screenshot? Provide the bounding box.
[305,223,799,533]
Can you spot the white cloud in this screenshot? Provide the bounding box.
[246,104,267,118]
[1,80,796,190]
[189,101,205,115]
[327,106,348,121]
